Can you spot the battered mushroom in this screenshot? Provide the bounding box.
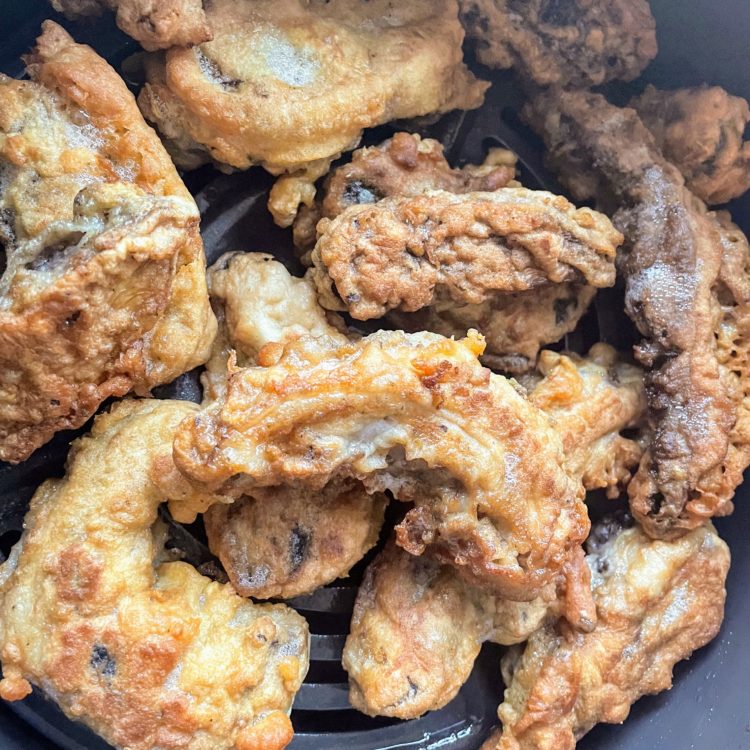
[202,253,386,599]
[172,330,589,600]
[343,346,646,719]
[459,0,657,87]
[525,89,750,539]
[0,400,309,750]
[50,0,212,50]
[292,132,518,258]
[297,135,602,373]
[0,22,215,463]
[482,518,730,749]
[137,0,488,226]
[631,85,750,205]
[309,188,621,320]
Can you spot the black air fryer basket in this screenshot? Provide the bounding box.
[1,1,749,748]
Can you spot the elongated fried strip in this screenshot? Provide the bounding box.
[173,330,588,599]
[309,188,620,320]
[0,400,308,750]
[525,89,750,539]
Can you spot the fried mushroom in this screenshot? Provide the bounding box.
[0,399,309,750]
[459,0,657,87]
[173,330,589,600]
[482,518,730,750]
[0,22,215,463]
[137,0,488,226]
[309,188,621,320]
[631,85,750,205]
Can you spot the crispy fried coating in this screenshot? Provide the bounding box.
[525,89,750,539]
[50,0,212,50]
[292,132,518,257]
[0,22,215,463]
[459,0,657,87]
[526,345,646,498]
[137,0,488,226]
[482,518,730,750]
[309,188,620,320]
[343,346,645,719]
[391,284,597,374]
[631,85,750,205]
[0,400,309,750]
[202,253,386,599]
[173,330,589,599]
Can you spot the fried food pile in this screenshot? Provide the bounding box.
[137,0,488,226]
[0,400,309,750]
[0,22,215,463]
[1,2,749,749]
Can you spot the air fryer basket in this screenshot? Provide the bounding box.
[1,1,749,748]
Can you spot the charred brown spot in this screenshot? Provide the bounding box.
[553,296,577,325]
[90,644,116,678]
[289,525,311,572]
[54,546,102,602]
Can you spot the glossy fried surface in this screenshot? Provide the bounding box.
[202,253,386,599]
[525,89,750,539]
[482,519,729,750]
[309,188,620,320]
[137,0,487,225]
[459,0,657,86]
[0,400,309,750]
[342,346,645,719]
[391,283,596,374]
[173,330,588,599]
[631,85,750,205]
[0,22,215,463]
[50,0,211,50]
[292,132,517,257]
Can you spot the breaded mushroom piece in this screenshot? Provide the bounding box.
[137,0,488,227]
[202,253,386,599]
[0,400,309,750]
[309,188,621,320]
[50,0,212,50]
[481,518,729,750]
[0,22,215,463]
[297,134,600,373]
[343,346,646,719]
[173,330,589,600]
[459,0,657,87]
[631,85,750,205]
